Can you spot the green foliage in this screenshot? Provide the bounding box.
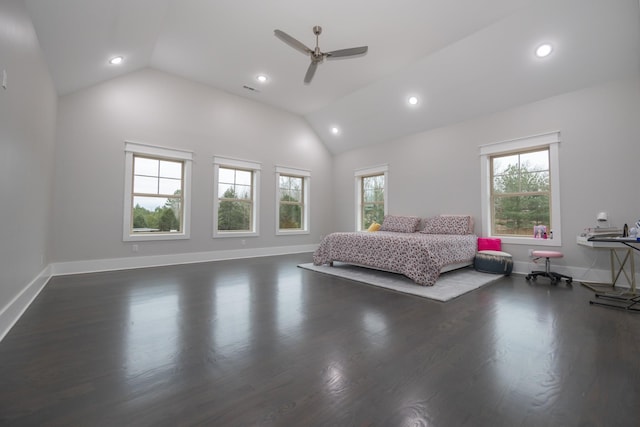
[363,204,385,229]
[279,194,302,229]
[493,164,549,193]
[158,207,179,231]
[132,201,181,233]
[133,212,147,229]
[218,188,251,231]
[164,190,181,219]
[362,175,384,229]
[493,163,550,235]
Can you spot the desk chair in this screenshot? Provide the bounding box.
[525,250,573,284]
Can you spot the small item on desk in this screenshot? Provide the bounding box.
[623,223,629,237]
[581,226,623,239]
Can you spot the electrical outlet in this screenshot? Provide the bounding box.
[241,239,246,246]
[132,244,139,253]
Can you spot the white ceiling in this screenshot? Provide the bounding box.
[24,0,640,154]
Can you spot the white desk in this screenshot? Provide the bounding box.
[577,235,639,311]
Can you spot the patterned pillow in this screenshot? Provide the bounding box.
[379,215,421,233]
[421,215,474,235]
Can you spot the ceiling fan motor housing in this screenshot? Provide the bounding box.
[312,26,323,60]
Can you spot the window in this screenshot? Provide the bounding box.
[355,165,388,231]
[480,132,561,245]
[213,156,261,237]
[491,149,550,235]
[276,166,310,235]
[123,142,192,241]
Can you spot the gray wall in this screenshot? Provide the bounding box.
[332,76,640,276]
[0,1,57,314]
[52,68,334,262]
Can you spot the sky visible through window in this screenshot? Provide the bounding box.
[133,156,183,211]
[492,150,548,176]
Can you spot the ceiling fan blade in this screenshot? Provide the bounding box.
[304,61,318,84]
[327,46,368,59]
[274,29,313,55]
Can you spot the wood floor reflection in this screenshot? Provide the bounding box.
[1,253,639,426]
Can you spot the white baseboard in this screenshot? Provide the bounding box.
[0,265,52,342]
[50,244,318,276]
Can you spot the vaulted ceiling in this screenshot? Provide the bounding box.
[24,0,640,154]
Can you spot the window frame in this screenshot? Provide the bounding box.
[275,166,310,235]
[480,131,562,246]
[354,164,388,231]
[213,156,261,238]
[123,141,192,242]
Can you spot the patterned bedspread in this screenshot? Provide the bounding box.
[313,231,477,286]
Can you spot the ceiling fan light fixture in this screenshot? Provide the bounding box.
[256,74,268,83]
[331,126,340,135]
[408,96,419,106]
[109,56,123,65]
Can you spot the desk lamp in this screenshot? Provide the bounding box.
[596,211,608,227]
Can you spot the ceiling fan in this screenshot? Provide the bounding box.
[274,26,368,84]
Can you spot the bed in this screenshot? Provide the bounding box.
[313,215,477,286]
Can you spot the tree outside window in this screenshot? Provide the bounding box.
[491,148,550,236]
[217,167,253,232]
[361,174,385,230]
[279,175,304,230]
[131,155,183,233]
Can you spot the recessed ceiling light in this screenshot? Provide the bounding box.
[109,56,123,65]
[408,96,419,105]
[331,126,340,135]
[535,44,553,58]
[256,74,268,83]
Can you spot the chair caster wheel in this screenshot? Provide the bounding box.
[525,275,531,280]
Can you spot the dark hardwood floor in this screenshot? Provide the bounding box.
[1,253,639,426]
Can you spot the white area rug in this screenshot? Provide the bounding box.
[298,262,503,302]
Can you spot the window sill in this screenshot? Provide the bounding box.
[492,236,562,246]
[276,230,310,236]
[124,232,189,242]
[213,231,259,238]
